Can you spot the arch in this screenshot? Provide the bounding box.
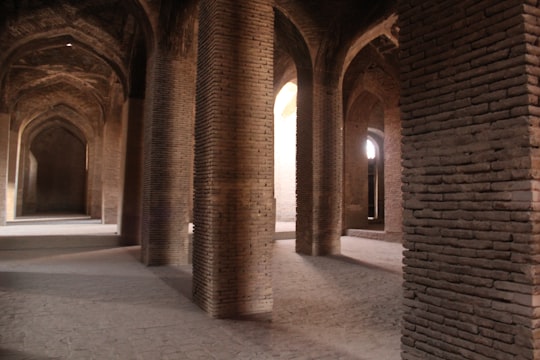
[343,91,385,231]
[13,108,101,218]
[11,88,105,134]
[274,8,313,81]
[0,30,128,108]
[343,14,398,78]
[18,104,97,139]
[18,118,88,215]
[9,73,106,110]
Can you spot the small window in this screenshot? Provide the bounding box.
[366,138,376,160]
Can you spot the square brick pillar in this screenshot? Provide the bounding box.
[193,0,274,318]
[141,52,195,265]
[400,1,540,359]
[102,100,124,225]
[384,106,402,242]
[141,2,197,266]
[0,113,9,226]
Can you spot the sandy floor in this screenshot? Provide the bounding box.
[0,237,403,360]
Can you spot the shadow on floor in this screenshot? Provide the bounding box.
[148,265,193,301]
[328,254,402,275]
[0,348,56,360]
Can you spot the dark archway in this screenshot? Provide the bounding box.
[25,126,87,215]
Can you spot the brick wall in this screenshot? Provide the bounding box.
[524,1,540,355]
[193,0,274,318]
[400,0,540,358]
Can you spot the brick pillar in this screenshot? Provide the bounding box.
[401,1,540,359]
[193,0,274,318]
[87,135,103,219]
[121,98,144,245]
[0,114,9,225]
[101,105,124,224]
[141,2,197,266]
[296,73,343,256]
[384,106,402,242]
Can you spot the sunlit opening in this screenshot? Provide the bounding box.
[274,82,297,222]
[274,82,298,120]
[366,138,376,160]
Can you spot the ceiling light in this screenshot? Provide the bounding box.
[66,43,73,47]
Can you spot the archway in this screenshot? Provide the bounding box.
[23,125,87,215]
[366,131,384,226]
[343,91,386,231]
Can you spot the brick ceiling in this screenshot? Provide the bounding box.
[0,0,396,129]
[0,0,143,129]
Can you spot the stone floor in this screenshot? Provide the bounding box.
[0,236,403,360]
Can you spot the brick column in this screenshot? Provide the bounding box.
[121,98,144,245]
[296,73,343,256]
[193,0,274,318]
[87,135,103,219]
[384,106,402,242]
[141,1,197,266]
[101,103,124,224]
[0,114,9,225]
[400,1,540,359]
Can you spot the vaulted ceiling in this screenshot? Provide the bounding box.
[0,0,398,132]
[0,0,148,131]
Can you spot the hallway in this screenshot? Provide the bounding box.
[0,237,402,360]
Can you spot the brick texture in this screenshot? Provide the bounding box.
[384,106,402,241]
[400,1,540,359]
[102,96,124,224]
[297,72,343,256]
[141,1,198,266]
[193,0,274,318]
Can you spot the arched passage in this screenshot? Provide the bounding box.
[343,91,385,230]
[24,125,87,215]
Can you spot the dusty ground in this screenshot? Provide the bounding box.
[0,236,403,360]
